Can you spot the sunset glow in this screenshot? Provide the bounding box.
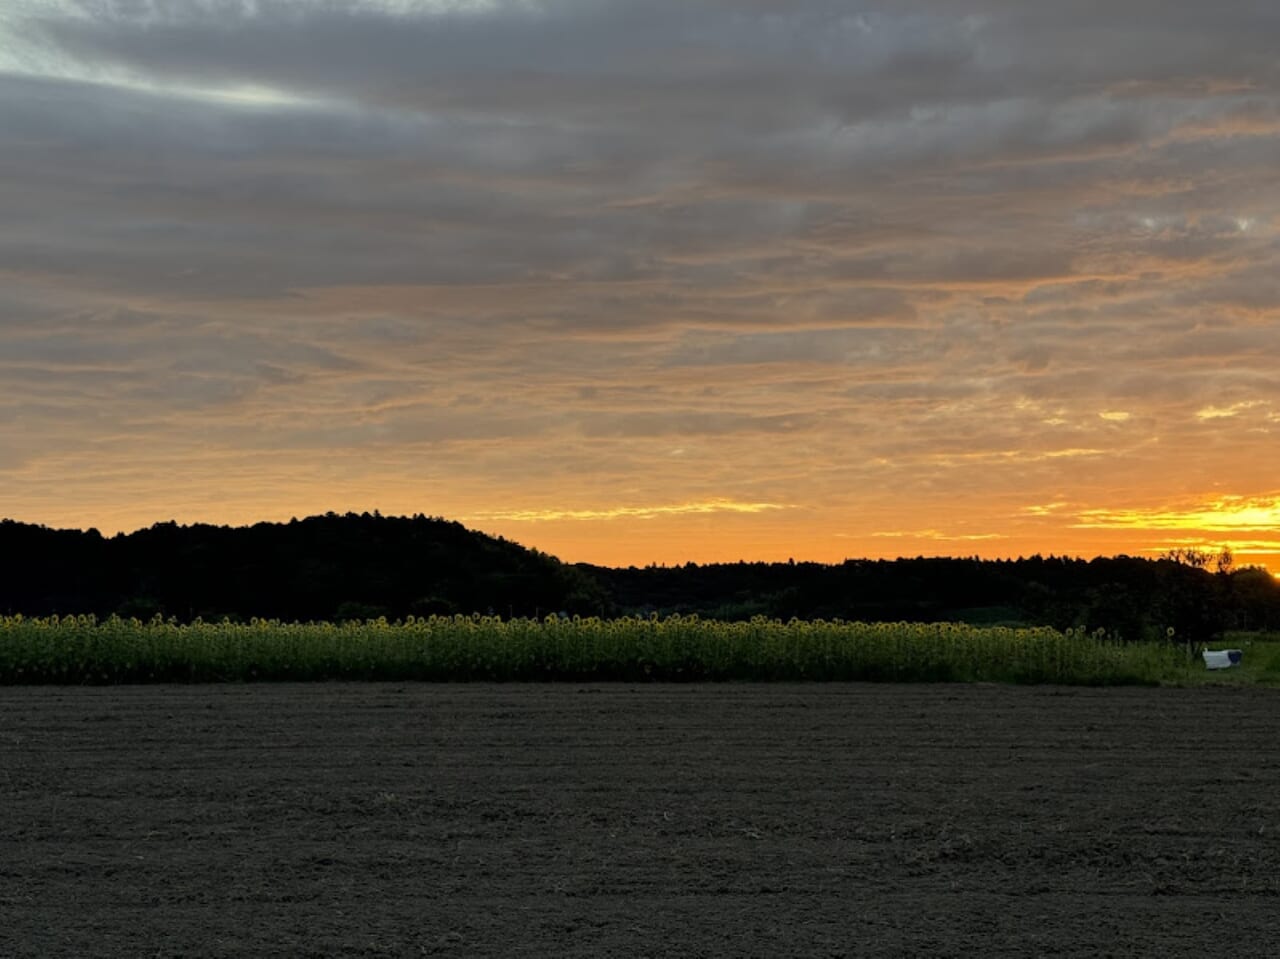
[1077,497,1280,532]
[2,2,1279,571]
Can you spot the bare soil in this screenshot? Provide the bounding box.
[2,683,1278,957]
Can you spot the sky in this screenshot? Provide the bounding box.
[2,1,1280,570]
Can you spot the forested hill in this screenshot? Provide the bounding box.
[586,555,1280,639]
[3,513,1279,641]
[0,513,606,623]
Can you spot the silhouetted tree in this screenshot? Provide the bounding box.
[1,516,1277,632]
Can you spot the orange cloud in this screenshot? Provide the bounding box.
[463,500,797,523]
[1075,495,1280,531]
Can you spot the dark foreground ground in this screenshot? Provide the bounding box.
[2,683,1277,958]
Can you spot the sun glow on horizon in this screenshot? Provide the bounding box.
[1075,495,1280,531]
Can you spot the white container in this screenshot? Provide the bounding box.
[1202,649,1243,669]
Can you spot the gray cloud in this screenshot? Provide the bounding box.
[580,409,817,439]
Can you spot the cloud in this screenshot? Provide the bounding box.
[870,529,1005,542]
[580,410,816,439]
[1140,538,1280,557]
[1075,496,1280,531]
[1195,401,1267,421]
[464,500,797,523]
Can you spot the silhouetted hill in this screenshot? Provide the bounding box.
[0,513,606,622]
[3,513,1278,641]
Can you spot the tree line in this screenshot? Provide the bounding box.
[3,513,1277,642]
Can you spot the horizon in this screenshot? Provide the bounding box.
[2,509,1265,575]
[3,3,1279,576]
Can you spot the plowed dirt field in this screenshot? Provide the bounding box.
[2,683,1277,957]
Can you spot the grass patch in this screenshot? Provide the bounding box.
[1173,633,1280,688]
